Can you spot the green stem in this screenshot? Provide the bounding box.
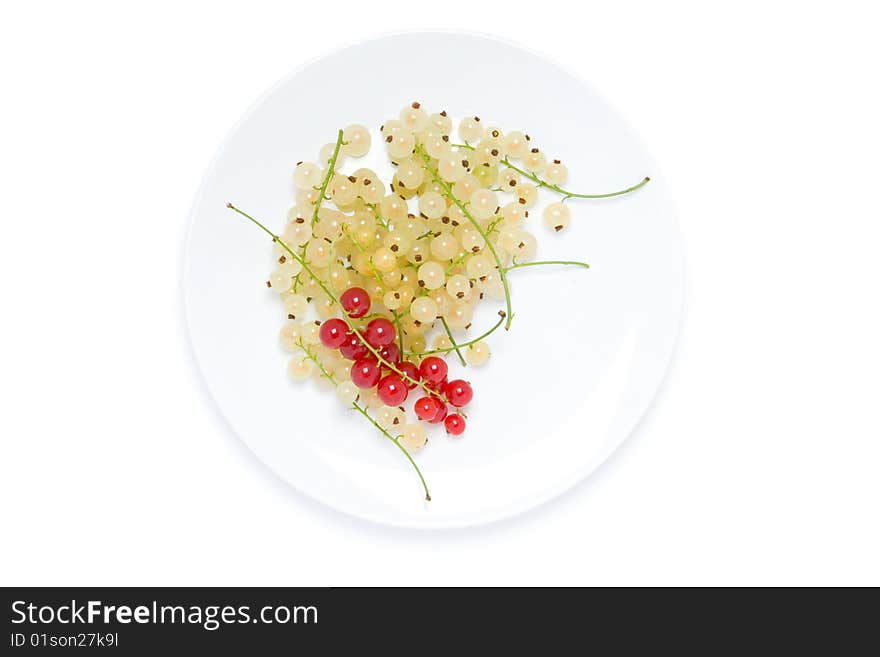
[406,311,506,358]
[439,316,466,366]
[445,251,470,274]
[299,342,430,501]
[416,146,514,330]
[506,260,590,272]
[352,403,430,501]
[452,143,650,200]
[311,129,345,228]
[228,203,448,404]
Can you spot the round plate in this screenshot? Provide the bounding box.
[184,32,683,528]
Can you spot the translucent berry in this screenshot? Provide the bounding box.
[377,374,408,406]
[319,318,348,348]
[419,356,448,385]
[364,317,396,348]
[444,413,466,436]
[340,287,371,318]
[351,358,381,389]
[444,379,473,407]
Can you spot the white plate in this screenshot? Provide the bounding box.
[184,32,683,528]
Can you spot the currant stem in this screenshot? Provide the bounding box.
[311,129,345,229]
[505,260,590,272]
[298,341,430,501]
[415,146,514,330]
[351,403,431,501]
[406,311,506,358]
[228,203,449,404]
[439,315,466,366]
[452,143,650,200]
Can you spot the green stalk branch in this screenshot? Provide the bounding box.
[416,146,514,330]
[228,203,449,404]
[452,143,650,200]
[439,316,466,366]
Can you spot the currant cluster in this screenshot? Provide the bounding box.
[230,101,649,500]
[317,285,470,445]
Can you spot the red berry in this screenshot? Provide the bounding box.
[445,413,466,435]
[379,342,400,364]
[377,374,408,406]
[415,396,443,422]
[364,317,395,348]
[340,287,371,318]
[351,358,380,389]
[432,403,448,424]
[396,361,420,389]
[444,379,473,407]
[318,318,348,348]
[339,331,368,361]
[419,356,448,384]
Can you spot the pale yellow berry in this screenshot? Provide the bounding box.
[336,380,359,405]
[387,131,416,159]
[301,321,321,345]
[269,269,292,293]
[430,232,459,260]
[466,253,494,279]
[503,131,529,159]
[372,247,398,272]
[410,296,438,323]
[283,293,308,318]
[445,274,471,301]
[542,202,571,232]
[438,154,467,183]
[418,261,445,290]
[399,103,429,132]
[433,334,453,350]
[399,424,428,451]
[445,302,474,330]
[467,340,491,366]
[523,149,547,174]
[459,116,484,143]
[279,321,303,351]
[517,183,539,208]
[469,188,498,220]
[419,191,446,219]
[293,162,322,190]
[305,240,334,267]
[544,160,568,186]
[287,354,313,381]
[343,124,371,157]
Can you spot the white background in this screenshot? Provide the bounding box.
[2,1,878,586]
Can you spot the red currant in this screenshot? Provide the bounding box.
[444,379,473,407]
[351,358,380,389]
[415,396,443,422]
[396,361,420,389]
[378,342,400,364]
[444,413,466,435]
[431,403,448,424]
[318,318,348,349]
[419,356,448,385]
[377,374,408,406]
[364,317,395,348]
[340,287,371,318]
[339,331,369,361]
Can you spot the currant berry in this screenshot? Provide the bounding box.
[378,342,400,364]
[415,396,443,422]
[318,318,348,349]
[445,413,466,435]
[377,374,408,406]
[340,287,371,318]
[432,403,448,424]
[396,361,420,389]
[419,356,448,384]
[339,331,369,361]
[444,379,473,407]
[351,358,381,389]
[364,317,396,348]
